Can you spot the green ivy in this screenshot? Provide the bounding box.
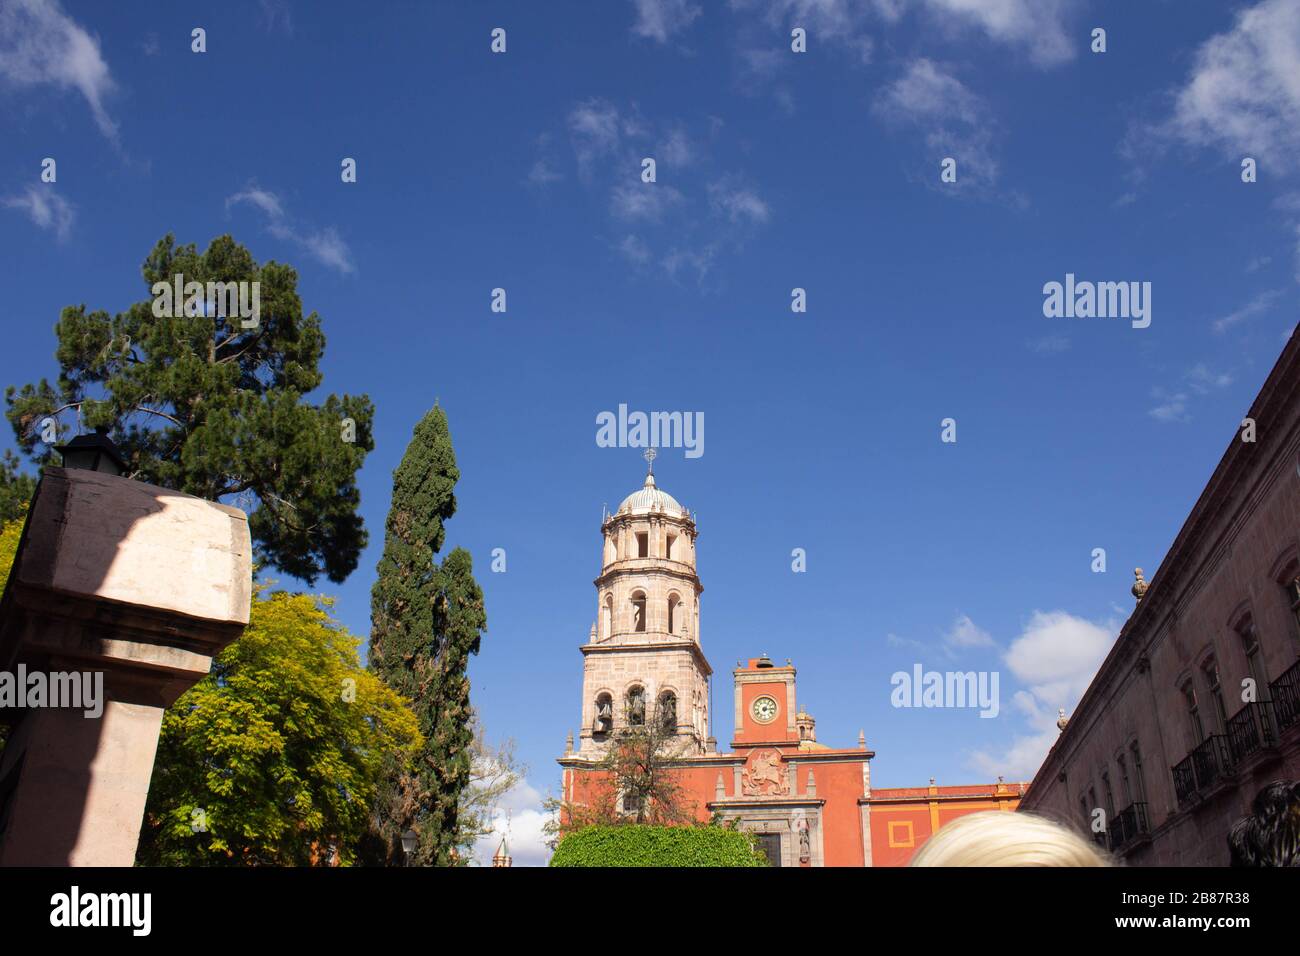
[549,825,770,867]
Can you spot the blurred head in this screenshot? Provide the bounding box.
[908,810,1111,867]
[1228,780,1300,867]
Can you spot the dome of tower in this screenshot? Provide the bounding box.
[617,472,687,516]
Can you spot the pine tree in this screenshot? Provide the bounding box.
[4,234,374,584]
[367,406,486,865]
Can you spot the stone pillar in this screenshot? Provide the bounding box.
[0,468,251,866]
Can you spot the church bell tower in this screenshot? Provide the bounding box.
[575,453,712,757]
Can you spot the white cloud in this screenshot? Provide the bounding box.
[1185,363,1234,393]
[1003,611,1115,701]
[0,0,118,141]
[568,99,626,173]
[257,0,294,35]
[2,185,74,240]
[886,631,926,650]
[969,610,1116,779]
[873,58,1000,192]
[226,186,355,275]
[945,613,995,649]
[631,0,703,43]
[1148,388,1190,424]
[661,128,695,167]
[663,243,719,283]
[920,0,1076,68]
[611,182,686,221]
[708,179,770,224]
[1028,334,1070,354]
[1160,0,1300,167]
[730,0,1076,68]
[527,158,563,186]
[618,233,653,265]
[535,100,771,285]
[1138,1,1300,280]
[1212,288,1284,333]
[471,778,555,867]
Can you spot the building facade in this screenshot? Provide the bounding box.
[1019,331,1300,864]
[558,466,1023,866]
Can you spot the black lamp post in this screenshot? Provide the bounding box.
[54,426,127,477]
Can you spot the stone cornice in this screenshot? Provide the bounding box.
[593,560,703,593]
[783,749,876,762]
[580,637,713,676]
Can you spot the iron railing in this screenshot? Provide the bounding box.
[1270,658,1300,734]
[1225,700,1276,764]
[1108,802,1150,851]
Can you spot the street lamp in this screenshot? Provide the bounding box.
[54,427,127,476]
[400,828,418,864]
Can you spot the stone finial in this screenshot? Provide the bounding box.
[858,729,866,750]
[929,776,936,786]
[1132,568,1148,602]
[589,622,597,643]
[1056,708,1069,732]
[564,731,574,755]
[706,735,717,754]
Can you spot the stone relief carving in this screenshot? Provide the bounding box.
[742,748,788,796]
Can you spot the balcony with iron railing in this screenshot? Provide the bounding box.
[1271,658,1300,734]
[1169,661,1300,807]
[1225,700,1276,764]
[1108,802,1150,852]
[1171,735,1231,805]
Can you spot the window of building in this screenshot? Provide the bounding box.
[754,832,782,867]
[666,533,677,560]
[1101,771,1115,817]
[631,591,646,632]
[601,593,612,640]
[1235,612,1266,693]
[667,594,680,634]
[1130,741,1147,804]
[636,532,649,558]
[1117,754,1132,806]
[1183,680,1204,746]
[1285,571,1300,640]
[1202,656,1227,733]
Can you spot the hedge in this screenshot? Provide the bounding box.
[548,825,770,867]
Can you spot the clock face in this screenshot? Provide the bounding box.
[752,695,778,724]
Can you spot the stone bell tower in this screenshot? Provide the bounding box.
[575,453,712,757]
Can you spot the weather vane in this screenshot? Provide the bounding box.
[643,447,657,475]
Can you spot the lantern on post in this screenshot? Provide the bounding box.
[54,426,126,476]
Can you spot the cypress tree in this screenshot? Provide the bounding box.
[367,406,486,865]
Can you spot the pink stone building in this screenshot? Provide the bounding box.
[1019,331,1300,864]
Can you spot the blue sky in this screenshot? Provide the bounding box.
[3,0,1299,864]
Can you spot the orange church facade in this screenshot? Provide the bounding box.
[558,466,1022,866]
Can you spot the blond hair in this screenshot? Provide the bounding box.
[908,811,1111,867]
